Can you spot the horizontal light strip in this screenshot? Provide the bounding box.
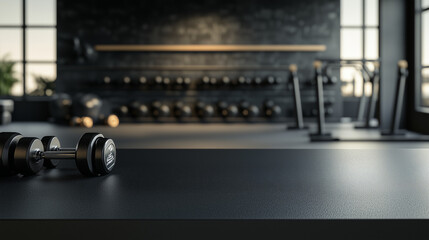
[340,25,380,28]
[94,44,327,52]
[0,25,56,28]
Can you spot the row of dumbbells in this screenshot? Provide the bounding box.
[69,114,120,128]
[0,132,116,177]
[51,93,120,128]
[96,75,285,89]
[117,100,283,119]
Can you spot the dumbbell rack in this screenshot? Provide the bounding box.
[57,65,342,124]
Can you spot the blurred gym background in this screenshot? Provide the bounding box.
[0,0,428,148]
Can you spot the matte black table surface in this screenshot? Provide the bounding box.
[2,122,429,149]
[1,149,429,219]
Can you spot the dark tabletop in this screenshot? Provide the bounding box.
[1,149,429,219]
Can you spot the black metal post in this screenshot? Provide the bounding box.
[355,62,381,129]
[382,60,408,135]
[287,64,307,130]
[310,61,337,141]
[315,63,325,134]
[356,69,368,122]
[365,63,380,127]
[22,0,26,99]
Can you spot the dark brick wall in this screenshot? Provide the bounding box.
[57,0,342,123]
[58,0,339,67]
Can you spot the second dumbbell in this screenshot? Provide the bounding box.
[13,133,116,177]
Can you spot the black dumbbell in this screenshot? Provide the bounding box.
[129,101,149,118]
[101,76,112,86]
[209,77,218,86]
[266,76,276,85]
[72,93,103,120]
[154,76,163,86]
[201,76,210,86]
[174,102,192,118]
[322,76,329,85]
[221,76,231,86]
[227,105,239,117]
[265,76,282,85]
[253,77,263,86]
[183,77,192,87]
[240,101,259,118]
[175,77,191,88]
[162,77,171,87]
[122,76,132,86]
[196,102,215,118]
[322,68,338,85]
[49,93,72,122]
[0,132,22,176]
[175,77,184,85]
[138,76,148,86]
[325,107,334,116]
[328,76,338,85]
[98,114,120,128]
[152,101,170,117]
[218,102,238,118]
[237,76,252,85]
[7,133,116,177]
[69,116,94,128]
[246,105,260,117]
[237,76,246,85]
[116,105,129,117]
[174,77,185,88]
[217,101,228,114]
[264,101,282,118]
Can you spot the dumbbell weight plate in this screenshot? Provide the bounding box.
[75,133,104,177]
[0,132,22,176]
[105,114,119,128]
[72,94,103,120]
[227,105,238,117]
[93,138,116,176]
[41,136,61,169]
[14,137,45,176]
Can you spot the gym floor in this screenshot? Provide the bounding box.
[1,122,428,149]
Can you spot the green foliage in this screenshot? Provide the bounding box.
[30,75,56,96]
[0,56,19,96]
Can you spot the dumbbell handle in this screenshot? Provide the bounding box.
[43,151,76,159]
[57,148,75,151]
[34,148,77,160]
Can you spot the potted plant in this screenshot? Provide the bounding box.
[0,55,19,96]
[30,75,56,96]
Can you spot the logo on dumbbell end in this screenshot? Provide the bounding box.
[105,143,115,170]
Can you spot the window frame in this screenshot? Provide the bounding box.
[340,0,380,98]
[0,0,57,99]
[405,0,429,134]
[415,0,429,111]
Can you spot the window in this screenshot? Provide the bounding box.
[421,1,429,107]
[340,0,379,97]
[0,0,56,97]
